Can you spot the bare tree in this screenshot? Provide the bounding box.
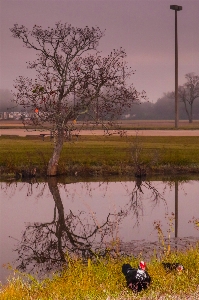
[10,22,145,176]
[178,73,199,123]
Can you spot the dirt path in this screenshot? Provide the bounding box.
[1,128,199,136]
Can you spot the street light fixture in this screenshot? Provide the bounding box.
[170,4,182,128]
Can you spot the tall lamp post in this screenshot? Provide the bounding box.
[170,5,182,128]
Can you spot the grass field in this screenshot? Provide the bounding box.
[0,134,199,177]
[1,119,199,130]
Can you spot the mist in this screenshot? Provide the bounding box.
[0,89,21,112]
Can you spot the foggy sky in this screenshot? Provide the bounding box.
[0,0,199,102]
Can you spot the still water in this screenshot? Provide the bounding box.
[0,176,199,283]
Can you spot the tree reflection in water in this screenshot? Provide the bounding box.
[122,178,168,227]
[14,177,127,275]
[11,177,168,277]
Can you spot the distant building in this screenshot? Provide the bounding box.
[0,111,31,120]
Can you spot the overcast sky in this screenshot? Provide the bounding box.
[0,0,198,102]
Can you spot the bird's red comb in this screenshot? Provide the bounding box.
[139,261,146,270]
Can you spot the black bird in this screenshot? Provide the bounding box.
[122,261,151,293]
[162,262,184,272]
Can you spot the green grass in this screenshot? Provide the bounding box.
[1,245,199,300]
[1,135,199,177]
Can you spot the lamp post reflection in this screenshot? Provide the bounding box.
[175,180,179,238]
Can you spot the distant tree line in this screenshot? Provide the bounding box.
[122,73,199,121]
[1,73,199,122]
[122,91,199,120]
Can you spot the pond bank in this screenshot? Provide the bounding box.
[1,164,199,181]
[1,244,199,300]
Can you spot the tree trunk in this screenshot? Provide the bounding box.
[189,104,193,123]
[47,130,64,176]
[183,100,192,123]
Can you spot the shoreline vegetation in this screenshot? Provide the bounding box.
[1,244,199,299]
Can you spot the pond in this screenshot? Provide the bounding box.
[0,175,199,284]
